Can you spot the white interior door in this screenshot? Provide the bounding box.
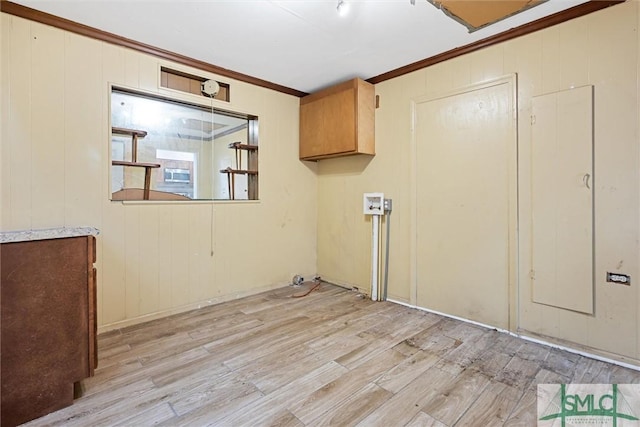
[531,86,594,314]
[414,78,516,330]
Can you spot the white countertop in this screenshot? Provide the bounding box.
[0,227,100,243]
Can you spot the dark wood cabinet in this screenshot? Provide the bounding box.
[1,235,98,427]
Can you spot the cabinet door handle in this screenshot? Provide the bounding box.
[583,173,591,190]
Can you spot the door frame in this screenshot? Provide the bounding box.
[409,74,519,332]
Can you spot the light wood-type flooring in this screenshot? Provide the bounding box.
[25,283,640,426]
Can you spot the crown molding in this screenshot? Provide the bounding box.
[1,0,626,96]
[367,0,625,85]
[0,1,308,97]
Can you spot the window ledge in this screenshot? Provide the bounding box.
[115,199,260,206]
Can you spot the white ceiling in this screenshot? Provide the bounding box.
[13,0,589,94]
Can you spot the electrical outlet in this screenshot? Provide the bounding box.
[607,272,630,285]
[383,198,393,212]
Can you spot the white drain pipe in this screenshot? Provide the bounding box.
[364,193,384,301]
[371,214,380,301]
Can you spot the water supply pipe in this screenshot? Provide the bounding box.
[382,198,392,300]
[371,214,380,301]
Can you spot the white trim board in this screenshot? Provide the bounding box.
[387,298,640,372]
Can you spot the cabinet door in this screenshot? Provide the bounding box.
[1,237,91,426]
[323,87,356,155]
[300,98,325,159]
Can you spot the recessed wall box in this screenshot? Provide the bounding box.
[364,193,384,215]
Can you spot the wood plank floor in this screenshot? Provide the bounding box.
[24,283,640,427]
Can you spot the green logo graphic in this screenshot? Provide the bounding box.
[539,384,639,426]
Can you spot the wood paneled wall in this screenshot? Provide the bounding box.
[1,14,318,331]
[5,2,640,365]
[318,1,640,364]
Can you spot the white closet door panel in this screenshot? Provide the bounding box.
[531,85,593,314]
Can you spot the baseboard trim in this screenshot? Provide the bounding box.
[98,281,290,334]
[386,298,640,372]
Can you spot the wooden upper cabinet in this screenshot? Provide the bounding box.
[299,78,375,160]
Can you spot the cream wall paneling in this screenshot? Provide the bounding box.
[530,85,594,314]
[514,1,639,360]
[412,75,518,331]
[316,1,639,364]
[1,13,318,331]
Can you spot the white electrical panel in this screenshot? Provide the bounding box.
[363,193,384,215]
